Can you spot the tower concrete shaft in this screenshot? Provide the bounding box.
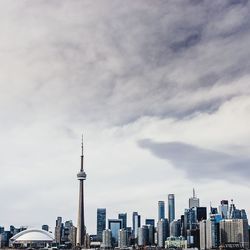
[77,137,87,247]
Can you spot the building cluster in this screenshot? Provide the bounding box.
[0,225,27,248]
[54,217,77,248]
[92,190,250,250]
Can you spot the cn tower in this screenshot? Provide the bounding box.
[76,136,87,247]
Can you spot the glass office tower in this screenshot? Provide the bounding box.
[168,194,175,223]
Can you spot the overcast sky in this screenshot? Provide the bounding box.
[0,0,250,234]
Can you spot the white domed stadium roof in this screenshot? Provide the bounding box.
[10,228,54,243]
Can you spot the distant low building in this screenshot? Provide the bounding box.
[165,236,187,249]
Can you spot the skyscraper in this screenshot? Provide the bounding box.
[132,212,141,238]
[199,220,206,250]
[157,219,167,248]
[219,200,229,219]
[195,207,207,222]
[55,217,63,244]
[102,229,112,248]
[220,219,249,249]
[145,219,155,227]
[170,220,181,237]
[76,137,87,246]
[147,224,155,246]
[189,189,200,208]
[118,213,127,229]
[118,229,128,248]
[158,201,165,221]
[108,219,122,246]
[97,208,106,241]
[138,226,149,246]
[168,194,175,223]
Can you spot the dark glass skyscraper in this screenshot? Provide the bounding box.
[168,194,175,223]
[118,213,127,229]
[145,219,155,227]
[195,207,207,222]
[158,201,165,221]
[97,208,106,241]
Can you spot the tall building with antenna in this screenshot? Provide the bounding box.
[76,136,87,246]
[189,188,200,208]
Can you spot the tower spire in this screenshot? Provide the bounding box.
[81,134,84,171]
[193,188,195,198]
[81,134,83,156]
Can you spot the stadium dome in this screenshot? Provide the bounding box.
[10,228,54,248]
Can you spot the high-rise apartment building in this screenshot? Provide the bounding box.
[199,220,206,250]
[97,208,106,241]
[102,229,112,248]
[157,219,167,248]
[168,194,175,223]
[138,226,149,246]
[55,217,62,244]
[118,229,128,248]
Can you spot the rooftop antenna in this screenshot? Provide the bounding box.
[81,134,84,171]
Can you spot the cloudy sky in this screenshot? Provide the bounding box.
[0,0,250,234]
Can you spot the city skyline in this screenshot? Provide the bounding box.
[0,0,250,236]
[0,188,248,235]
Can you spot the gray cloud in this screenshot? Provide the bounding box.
[138,139,250,182]
[1,0,250,127]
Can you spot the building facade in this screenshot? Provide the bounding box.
[118,213,127,229]
[158,201,165,221]
[118,229,127,249]
[220,219,249,249]
[168,194,175,224]
[189,189,200,209]
[102,229,112,249]
[157,219,167,248]
[132,212,141,239]
[108,219,122,246]
[97,208,106,241]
